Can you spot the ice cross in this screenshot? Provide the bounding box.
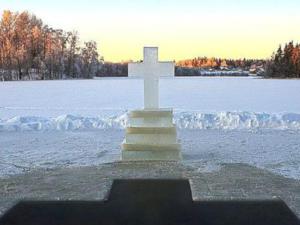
[128,47,175,109]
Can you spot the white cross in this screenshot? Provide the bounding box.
[128,47,175,109]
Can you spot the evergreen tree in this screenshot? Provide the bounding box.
[265,41,300,78]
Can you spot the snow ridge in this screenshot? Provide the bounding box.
[1,111,300,132]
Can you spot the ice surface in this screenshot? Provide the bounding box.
[1,77,300,119]
[0,130,299,180]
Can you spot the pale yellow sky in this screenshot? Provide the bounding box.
[84,9,300,61]
[2,0,300,62]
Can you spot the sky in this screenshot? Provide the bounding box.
[1,0,300,62]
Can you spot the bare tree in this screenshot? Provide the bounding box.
[0,10,101,81]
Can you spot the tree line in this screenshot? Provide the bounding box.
[95,58,265,77]
[0,10,101,81]
[96,62,128,77]
[265,41,300,78]
[176,57,265,70]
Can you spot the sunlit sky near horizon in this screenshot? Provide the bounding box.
[1,0,300,62]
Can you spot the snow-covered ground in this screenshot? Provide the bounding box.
[0,77,300,179]
[1,77,300,118]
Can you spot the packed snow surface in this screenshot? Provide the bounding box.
[0,77,300,179]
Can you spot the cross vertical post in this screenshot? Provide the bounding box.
[144,76,159,109]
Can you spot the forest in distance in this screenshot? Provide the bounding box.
[1,10,300,81]
[0,10,100,81]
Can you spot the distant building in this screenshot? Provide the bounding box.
[220,60,228,70]
[249,64,265,75]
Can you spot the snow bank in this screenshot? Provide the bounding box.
[1,111,300,132]
[174,111,300,130]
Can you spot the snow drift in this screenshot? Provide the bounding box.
[1,111,300,132]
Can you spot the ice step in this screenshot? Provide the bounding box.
[125,133,177,144]
[122,108,181,161]
[126,126,176,134]
[122,149,181,161]
[122,142,181,152]
[130,109,173,118]
[129,117,173,127]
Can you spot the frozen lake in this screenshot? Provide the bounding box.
[1,77,300,119]
[0,77,300,179]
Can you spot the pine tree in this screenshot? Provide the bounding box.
[266,42,300,78]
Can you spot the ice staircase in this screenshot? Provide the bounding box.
[122,108,181,161]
